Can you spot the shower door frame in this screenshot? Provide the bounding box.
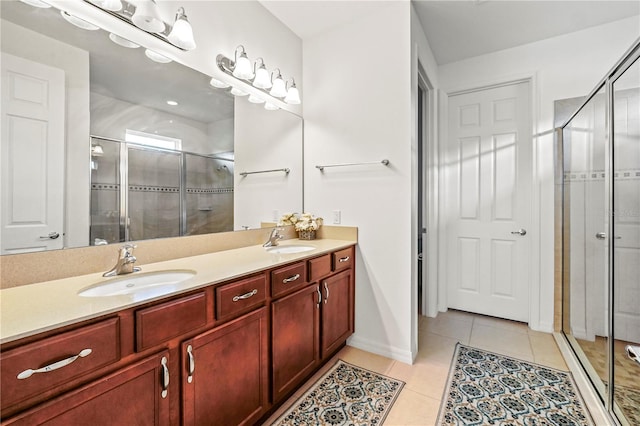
[556,38,640,426]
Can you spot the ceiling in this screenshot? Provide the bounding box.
[260,0,640,65]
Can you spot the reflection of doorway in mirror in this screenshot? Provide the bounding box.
[1,53,65,254]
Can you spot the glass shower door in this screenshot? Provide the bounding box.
[90,137,121,245]
[562,85,609,401]
[612,55,640,426]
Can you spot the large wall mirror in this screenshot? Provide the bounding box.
[0,0,303,255]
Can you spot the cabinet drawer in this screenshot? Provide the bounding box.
[216,275,267,321]
[271,262,307,298]
[332,247,353,272]
[136,292,207,352]
[308,254,331,282]
[1,318,120,410]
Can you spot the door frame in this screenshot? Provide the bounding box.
[437,73,544,331]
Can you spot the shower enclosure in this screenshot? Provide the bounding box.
[560,40,639,425]
[90,136,234,245]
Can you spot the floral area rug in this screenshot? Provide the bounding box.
[437,344,594,425]
[614,384,640,426]
[271,359,404,425]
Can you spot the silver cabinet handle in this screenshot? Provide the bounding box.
[283,274,300,283]
[17,349,92,380]
[511,229,527,236]
[186,345,195,383]
[316,286,321,309]
[338,256,350,263]
[39,232,60,240]
[324,282,329,304]
[232,289,258,302]
[161,356,169,398]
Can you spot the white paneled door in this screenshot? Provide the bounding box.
[445,81,532,322]
[1,53,65,254]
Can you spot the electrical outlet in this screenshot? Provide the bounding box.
[332,210,341,224]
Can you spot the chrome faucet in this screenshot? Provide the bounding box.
[103,244,141,277]
[263,228,284,247]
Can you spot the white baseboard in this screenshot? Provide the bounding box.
[553,332,616,426]
[347,334,414,365]
[532,320,554,333]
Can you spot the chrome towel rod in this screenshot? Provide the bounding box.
[316,159,389,171]
[239,168,290,177]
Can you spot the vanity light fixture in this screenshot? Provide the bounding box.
[209,78,231,89]
[91,144,104,157]
[167,7,196,50]
[284,78,301,105]
[109,33,140,48]
[131,0,164,33]
[230,87,249,97]
[232,46,254,80]
[264,102,279,111]
[248,94,265,104]
[252,58,272,89]
[269,69,287,98]
[166,100,178,106]
[145,49,172,63]
[19,0,51,8]
[92,0,122,12]
[61,11,100,30]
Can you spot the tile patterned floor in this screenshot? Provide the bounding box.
[263,310,570,425]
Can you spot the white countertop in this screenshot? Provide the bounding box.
[0,239,355,344]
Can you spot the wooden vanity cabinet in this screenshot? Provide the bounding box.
[320,269,354,357]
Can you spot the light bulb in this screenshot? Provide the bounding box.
[145,49,172,63]
[19,0,51,8]
[60,11,100,31]
[284,84,301,105]
[270,75,287,98]
[253,64,272,89]
[132,0,165,33]
[109,33,139,48]
[248,94,265,104]
[210,78,230,89]
[168,8,196,50]
[230,87,248,97]
[97,0,122,11]
[264,102,279,111]
[232,48,254,80]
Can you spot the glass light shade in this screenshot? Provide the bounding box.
[144,49,172,63]
[91,145,104,157]
[109,33,139,48]
[209,78,230,89]
[270,76,287,98]
[284,86,301,105]
[233,54,254,80]
[132,0,165,33]
[97,0,122,11]
[230,87,248,97]
[60,11,100,30]
[168,10,196,50]
[248,94,265,104]
[19,0,51,8]
[264,102,279,111]
[253,66,272,89]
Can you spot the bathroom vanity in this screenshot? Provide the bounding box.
[0,240,355,425]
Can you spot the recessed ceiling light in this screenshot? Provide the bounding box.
[166,100,178,106]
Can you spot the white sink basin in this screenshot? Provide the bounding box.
[265,245,315,254]
[78,270,196,298]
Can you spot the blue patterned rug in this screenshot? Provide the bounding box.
[272,359,404,425]
[437,344,594,425]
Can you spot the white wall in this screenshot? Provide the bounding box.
[304,2,415,363]
[437,16,640,332]
[1,20,90,249]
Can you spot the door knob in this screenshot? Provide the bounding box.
[39,232,60,240]
[595,232,606,240]
[511,229,526,236]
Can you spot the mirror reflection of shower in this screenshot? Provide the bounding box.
[89,135,234,246]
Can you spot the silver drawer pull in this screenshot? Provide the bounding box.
[324,282,329,304]
[316,285,321,309]
[232,289,258,302]
[161,356,169,398]
[283,274,300,283]
[186,345,195,383]
[17,349,92,380]
[338,256,350,263]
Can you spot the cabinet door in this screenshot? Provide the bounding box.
[5,351,170,426]
[182,308,269,426]
[272,284,320,403]
[321,270,354,358]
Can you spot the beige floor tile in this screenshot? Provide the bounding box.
[386,360,449,400]
[416,332,460,366]
[384,388,441,425]
[529,332,562,359]
[534,352,569,370]
[423,316,472,343]
[437,309,476,323]
[470,323,533,359]
[337,345,394,375]
[473,315,529,334]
